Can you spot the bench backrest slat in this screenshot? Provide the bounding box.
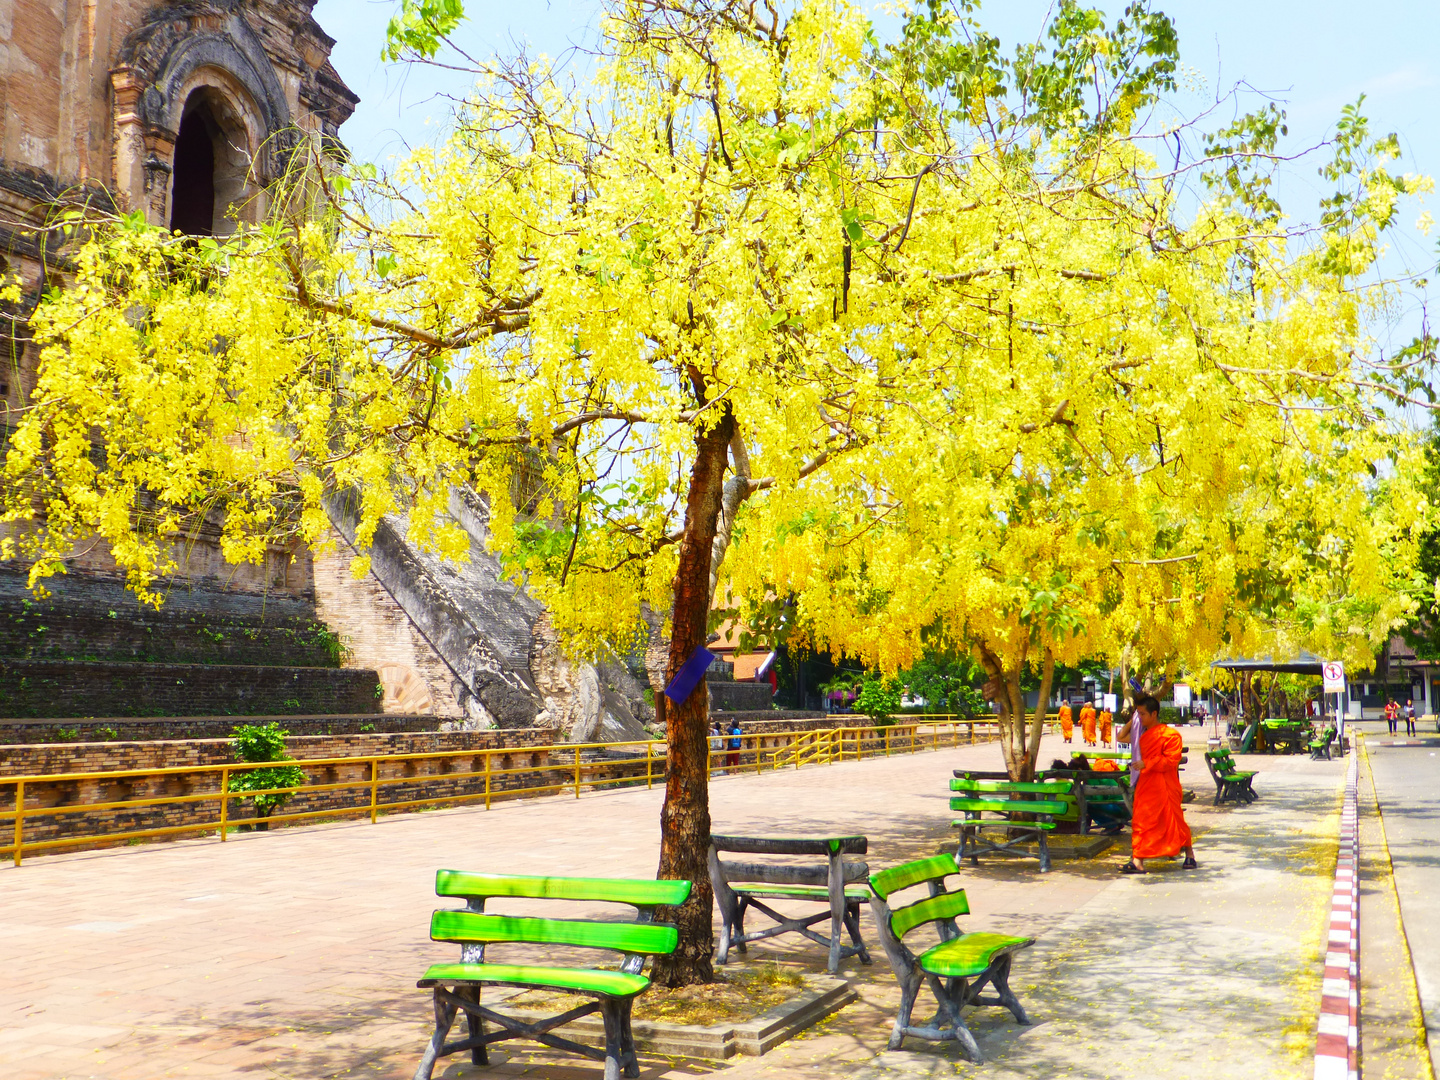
[869,852,957,900]
[950,778,1072,795]
[715,859,868,886]
[710,835,867,856]
[435,871,691,908]
[889,889,971,940]
[951,797,1068,815]
[430,911,679,955]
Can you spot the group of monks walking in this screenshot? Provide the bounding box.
[1057,700,1114,746]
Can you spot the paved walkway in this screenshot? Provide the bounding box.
[0,731,1344,1079]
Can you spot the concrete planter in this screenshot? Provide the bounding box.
[489,974,856,1060]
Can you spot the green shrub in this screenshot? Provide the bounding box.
[310,624,351,666]
[856,677,902,726]
[229,722,306,827]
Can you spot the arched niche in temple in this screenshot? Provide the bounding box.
[167,85,257,237]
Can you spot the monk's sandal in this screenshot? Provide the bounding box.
[1182,856,1198,870]
[1119,861,1146,875]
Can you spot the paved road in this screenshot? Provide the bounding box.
[1358,720,1440,1076]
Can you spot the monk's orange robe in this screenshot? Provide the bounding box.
[1080,704,1097,745]
[1131,723,1192,859]
[1099,709,1113,746]
[1092,757,1121,772]
[1059,704,1073,742]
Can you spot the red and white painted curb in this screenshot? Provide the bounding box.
[1315,752,1359,1080]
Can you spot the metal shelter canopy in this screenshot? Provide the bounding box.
[1211,652,1325,676]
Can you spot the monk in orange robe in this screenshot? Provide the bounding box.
[1059,702,1073,743]
[1080,702,1098,746]
[1122,695,1196,873]
[1099,708,1113,746]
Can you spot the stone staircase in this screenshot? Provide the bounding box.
[0,570,383,720]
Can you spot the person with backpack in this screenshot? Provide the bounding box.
[727,719,743,771]
[1405,699,1418,737]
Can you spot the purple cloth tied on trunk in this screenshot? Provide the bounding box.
[664,645,717,705]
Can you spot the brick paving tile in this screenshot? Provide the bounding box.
[0,733,1343,1079]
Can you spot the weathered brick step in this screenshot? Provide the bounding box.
[0,714,438,744]
[0,606,343,668]
[0,660,383,720]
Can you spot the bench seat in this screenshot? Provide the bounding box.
[419,963,650,998]
[951,816,1057,831]
[917,933,1032,979]
[731,883,872,902]
[949,797,1067,815]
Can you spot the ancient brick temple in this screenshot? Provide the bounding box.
[0,2,655,739]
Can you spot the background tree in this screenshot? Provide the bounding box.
[721,3,1430,779]
[1401,419,1440,659]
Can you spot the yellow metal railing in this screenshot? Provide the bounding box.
[0,716,1002,866]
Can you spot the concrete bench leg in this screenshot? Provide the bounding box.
[887,966,923,1051]
[619,998,639,1079]
[930,973,984,1063]
[414,988,458,1080]
[460,985,487,1065]
[600,998,624,1080]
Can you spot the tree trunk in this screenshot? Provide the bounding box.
[1025,649,1056,779]
[978,643,1052,781]
[650,408,734,987]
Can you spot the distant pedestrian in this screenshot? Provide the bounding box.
[709,722,724,769]
[727,719,743,771]
[1080,701,1098,746]
[1385,699,1399,735]
[1406,699,1417,737]
[1121,695,1196,874]
[1059,702,1074,743]
[1099,707,1114,746]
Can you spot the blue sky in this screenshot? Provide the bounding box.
[312,0,1440,352]
[314,0,1440,193]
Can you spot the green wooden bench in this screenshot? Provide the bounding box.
[414,870,691,1080]
[869,852,1032,1061]
[709,834,871,973]
[950,776,1072,872]
[1309,726,1338,761]
[1203,749,1257,805]
[1261,719,1309,755]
